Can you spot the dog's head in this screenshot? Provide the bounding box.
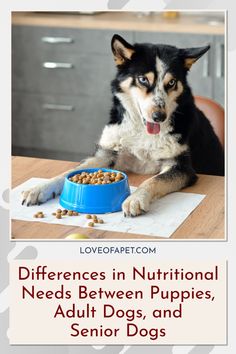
[111,34,210,134]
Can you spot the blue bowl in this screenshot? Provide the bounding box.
[59,168,131,214]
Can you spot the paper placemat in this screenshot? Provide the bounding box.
[11,178,205,238]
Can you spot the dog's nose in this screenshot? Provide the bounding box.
[152,111,166,123]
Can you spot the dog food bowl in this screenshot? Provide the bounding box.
[59,168,131,214]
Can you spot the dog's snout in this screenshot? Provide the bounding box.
[157,101,165,109]
[152,111,166,123]
[154,97,165,109]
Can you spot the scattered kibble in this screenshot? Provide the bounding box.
[69,170,124,185]
[33,211,45,218]
[49,209,81,218]
[35,209,105,228]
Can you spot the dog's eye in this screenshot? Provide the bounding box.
[138,76,149,86]
[167,79,176,88]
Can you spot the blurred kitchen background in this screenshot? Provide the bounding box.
[12,11,225,162]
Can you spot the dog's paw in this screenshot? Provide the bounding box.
[122,189,151,217]
[21,179,61,206]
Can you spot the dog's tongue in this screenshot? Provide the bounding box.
[146,121,160,134]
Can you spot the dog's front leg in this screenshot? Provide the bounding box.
[122,164,197,217]
[21,147,117,206]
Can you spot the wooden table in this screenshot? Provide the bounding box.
[12,156,225,240]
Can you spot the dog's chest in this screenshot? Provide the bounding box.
[121,131,183,161]
[99,121,187,162]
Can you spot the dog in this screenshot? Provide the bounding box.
[21,34,224,217]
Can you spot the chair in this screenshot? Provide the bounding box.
[194,95,225,148]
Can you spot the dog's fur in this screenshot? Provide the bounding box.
[21,34,224,216]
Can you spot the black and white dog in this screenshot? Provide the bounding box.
[21,34,224,217]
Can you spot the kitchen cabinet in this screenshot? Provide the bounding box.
[212,35,225,106]
[12,92,111,156]
[12,26,133,161]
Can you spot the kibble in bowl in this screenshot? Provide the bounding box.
[59,168,130,214]
[69,170,124,185]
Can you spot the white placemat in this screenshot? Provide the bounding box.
[11,178,205,238]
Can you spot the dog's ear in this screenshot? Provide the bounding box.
[111,34,135,66]
[180,45,210,70]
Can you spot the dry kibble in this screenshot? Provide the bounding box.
[70,170,124,185]
[34,211,45,218]
[86,214,92,219]
[98,219,104,224]
[88,222,94,227]
[51,209,79,218]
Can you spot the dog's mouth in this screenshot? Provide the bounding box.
[143,118,160,135]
